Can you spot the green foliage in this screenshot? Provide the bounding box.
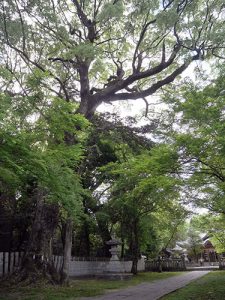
[97,0,124,23]
[167,74,225,214]
[41,97,90,144]
[104,144,181,204]
[1,0,225,102]
[0,89,90,218]
[63,42,96,60]
[99,143,186,257]
[186,225,203,260]
[1,0,225,262]
[148,206,189,256]
[26,68,51,88]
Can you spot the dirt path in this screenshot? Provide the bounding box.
[79,271,210,300]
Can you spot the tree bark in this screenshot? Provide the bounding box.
[60,217,73,285]
[18,187,59,284]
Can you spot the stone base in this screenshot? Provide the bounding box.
[105,260,125,273]
[95,273,133,280]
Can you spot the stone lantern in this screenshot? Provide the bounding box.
[96,235,132,279]
[106,235,121,261]
[105,235,124,273]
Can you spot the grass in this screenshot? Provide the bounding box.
[161,271,225,300]
[0,272,181,300]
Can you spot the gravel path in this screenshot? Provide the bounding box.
[79,271,210,300]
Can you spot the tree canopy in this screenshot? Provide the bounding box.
[1,0,225,118]
[166,72,225,214]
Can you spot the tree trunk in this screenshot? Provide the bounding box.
[121,238,125,258]
[60,217,73,285]
[158,256,162,273]
[81,220,91,256]
[131,255,138,275]
[17,187,59,284]
[96,216,111,257]
[131,219,139,275]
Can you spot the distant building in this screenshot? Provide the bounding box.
[202,240,218,262]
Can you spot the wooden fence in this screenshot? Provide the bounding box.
[145,258,186,272]
[0,252,24,277]
[71,256,110,261]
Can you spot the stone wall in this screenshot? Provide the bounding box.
[53,256,145,276]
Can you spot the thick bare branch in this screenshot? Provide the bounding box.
[96,43,182,100]
[100,59,192,103]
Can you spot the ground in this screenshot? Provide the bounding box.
[0,271,225,300]
[0,272,180,300]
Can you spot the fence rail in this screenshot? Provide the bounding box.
[145,258,186,272]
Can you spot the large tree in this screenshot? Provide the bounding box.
[1,0,225,282]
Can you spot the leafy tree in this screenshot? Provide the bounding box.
[192,214,225,254]
[0,89,89,283]
[74,113,154,257]
[185,223,203,262]
[101,144,185,273]
[151,206,189,256]
[163,73,225,262]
